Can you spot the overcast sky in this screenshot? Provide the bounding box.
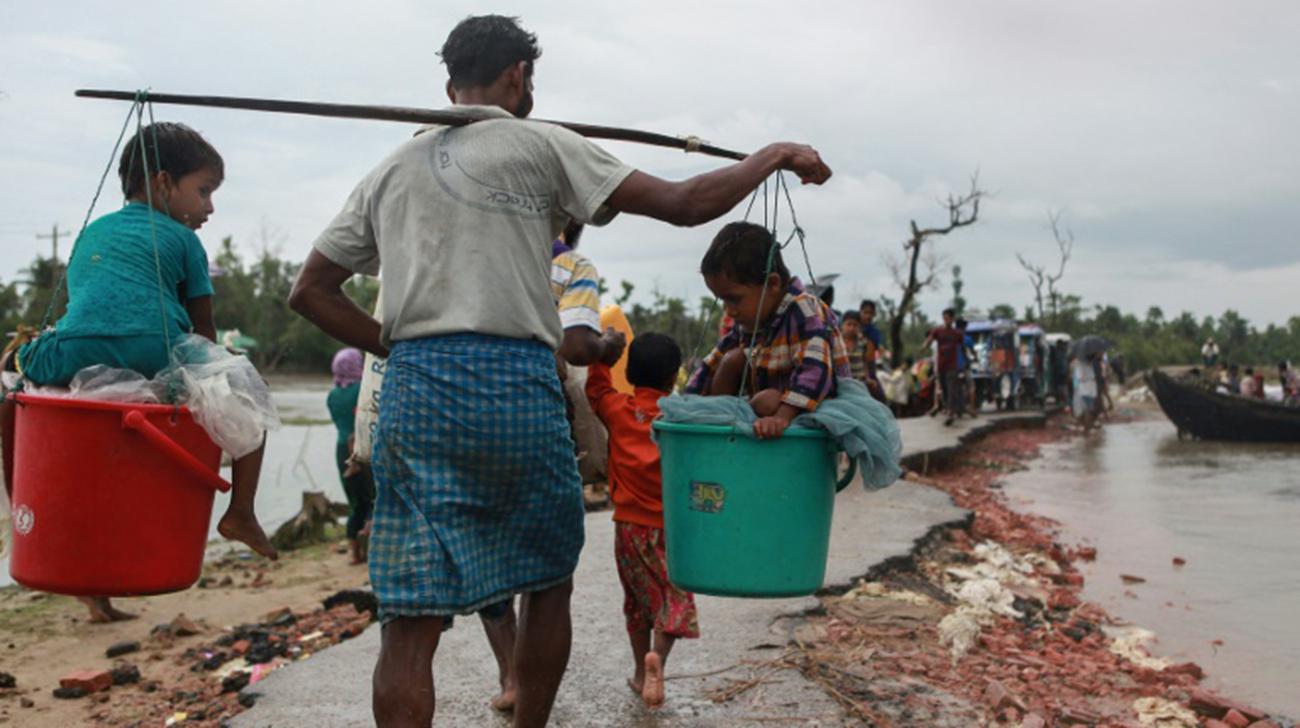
[2,1,1298,326]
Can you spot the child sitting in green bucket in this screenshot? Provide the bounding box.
[586,332,699,709]
[685,222,851,439]
[1,123,278,620]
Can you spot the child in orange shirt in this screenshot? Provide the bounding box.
[586,332,698,709]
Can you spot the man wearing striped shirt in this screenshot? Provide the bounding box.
[551,222,623,366]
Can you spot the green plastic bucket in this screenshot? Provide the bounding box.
[652,421,856,598]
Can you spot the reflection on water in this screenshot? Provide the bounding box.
[1004,420,1300,719]
[2,381,346,587]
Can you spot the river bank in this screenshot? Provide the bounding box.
[780,412,1295,727]
[0,535,371,727]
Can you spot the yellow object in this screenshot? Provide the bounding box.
[600,304,635,394]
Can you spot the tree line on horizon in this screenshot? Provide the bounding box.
[0,243,1295,377]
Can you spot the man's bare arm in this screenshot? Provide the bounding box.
[288,250,387,357]
[606,143,831,227]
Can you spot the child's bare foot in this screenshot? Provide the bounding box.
[348,539,365,565]
[490,685,516,713]
[78,597,136,623]
[218,511,278,560]
[641,652,665,709]
[626,677,644,697]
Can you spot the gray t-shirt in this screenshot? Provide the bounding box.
[313,105,634,349]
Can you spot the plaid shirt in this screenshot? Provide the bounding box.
[687,280,850,412]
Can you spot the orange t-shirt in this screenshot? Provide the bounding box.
[585,362,666,529]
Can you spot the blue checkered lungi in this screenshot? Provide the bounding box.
[369,333,585,621]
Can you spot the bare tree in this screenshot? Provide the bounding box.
[1017,210,1074,324]
[886,172,985,364]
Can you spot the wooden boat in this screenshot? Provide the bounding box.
[1146,369,1300,443]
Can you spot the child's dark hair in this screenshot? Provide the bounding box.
[700,222,790,286]
[118,122,223,199]
[840,310,860,324]
[942,307,957,317]
[626,333,682,391]
[860,299,877,312]
[440,15,541,90]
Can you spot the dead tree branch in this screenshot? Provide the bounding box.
[888,171,985,364]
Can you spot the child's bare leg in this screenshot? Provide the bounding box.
[217,436,278,560]
[626,628,651,695]
[2,396,14,501]
[707,348,749,397]
[77,596,136,623]
[642,631,678,709]
[480,604,519,712]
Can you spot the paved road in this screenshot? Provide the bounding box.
[234,412,1041,727]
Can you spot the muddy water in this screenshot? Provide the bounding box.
[1,379,347,587]
[1003,418,1300,719]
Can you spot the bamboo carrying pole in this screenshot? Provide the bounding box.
[75,89,749,161]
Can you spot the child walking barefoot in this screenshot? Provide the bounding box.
[586,332,699,708]
[1,122,276,572]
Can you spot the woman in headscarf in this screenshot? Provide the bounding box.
[328,347,373,564]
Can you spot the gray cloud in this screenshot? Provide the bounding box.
[1,0,1297,326]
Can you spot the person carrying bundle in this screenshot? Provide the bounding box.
[287,14,830,726]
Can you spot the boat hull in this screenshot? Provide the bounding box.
[1146,369,1300,443]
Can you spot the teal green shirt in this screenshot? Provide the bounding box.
[327,382,361,444]
[57,203,213,340]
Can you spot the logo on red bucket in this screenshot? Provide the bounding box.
[13,505,34,535]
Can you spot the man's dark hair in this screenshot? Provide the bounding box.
[118,122,223,199]
[860,299,877,312]
[562,220,584,250]
[700,222,789,286]
[440,15,541,89]
[942,307,957,318]
[626,332,682,391]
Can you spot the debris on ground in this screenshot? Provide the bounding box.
[780,420,1287,727]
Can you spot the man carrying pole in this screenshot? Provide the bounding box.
[289,14,831,727]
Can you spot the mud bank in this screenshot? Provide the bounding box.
[0,539,372,727]
[778,416,1294,727]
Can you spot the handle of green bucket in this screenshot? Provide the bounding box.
[122,410,232,493]
[835,456,858,492]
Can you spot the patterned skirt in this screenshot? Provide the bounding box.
[370,334,584,621]
[615,522,700,638]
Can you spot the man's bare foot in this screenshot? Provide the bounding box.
[490,686,516,713]
[78,597,136,624]
[642,652,665,709]
[218,512,279,560]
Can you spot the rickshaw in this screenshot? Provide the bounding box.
[1015,324,1047,408]
[966,318,1019,410]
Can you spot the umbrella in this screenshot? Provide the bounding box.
[1070,335,1110,359]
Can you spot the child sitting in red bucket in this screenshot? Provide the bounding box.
[586,332,699,709]
[1,123,277,620]
[685,222,850,438]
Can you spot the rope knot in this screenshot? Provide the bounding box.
[681,135,705,154]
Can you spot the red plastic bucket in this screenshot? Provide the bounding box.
[8,393,230,596]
